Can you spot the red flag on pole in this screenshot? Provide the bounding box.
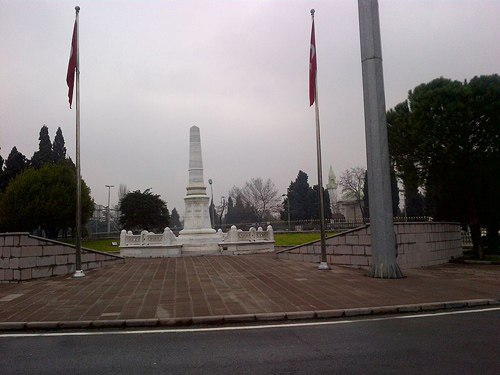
[309,18,317,106]
[67,21,77,108]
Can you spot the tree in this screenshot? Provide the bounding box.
[0,160,93,238]
[170,207,181,228]
[281,171,331,222]
[339,167,366,219]
[228,194,256,224]
[119,189,169,232]
[362,170,369,221]
[31,125,53,169]
[230,177,279,221]
[387,75,500,257]
[1,146,27,192]
[281,171,311,221]
[118,183,129,205]
[52,127,67,163]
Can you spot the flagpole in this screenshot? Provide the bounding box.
[311,9,331,271]
[73,5,85,278]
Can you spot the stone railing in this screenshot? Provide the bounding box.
[222,225,274,243]
[120,228,178,247]
[0,233,124,283]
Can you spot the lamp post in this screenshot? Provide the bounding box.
[105,184,114,236]
[208,179,214,228]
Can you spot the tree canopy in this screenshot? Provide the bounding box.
[0,160,93,238]
[230,177,279,221]
[281,170,332,221]
[31,125,53,169]
[387,74,500,255]
[119,189,170,232]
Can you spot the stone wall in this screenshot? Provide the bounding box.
[0,233,124,283]
[277,222,463,270]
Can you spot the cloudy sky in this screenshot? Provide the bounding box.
[1,0,499,215]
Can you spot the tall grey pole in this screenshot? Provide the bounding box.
[105,185,114,235]
[208,179,214,228]
[72,5,85,278]
[358,0,402,278]
[310,9,330,271]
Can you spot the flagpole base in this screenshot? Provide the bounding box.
[318,262,331,270]
[72,270,86,278]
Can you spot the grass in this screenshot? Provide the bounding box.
[64,238,120,252]
[274,232,337,246]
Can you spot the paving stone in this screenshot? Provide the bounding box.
[397,304,421,313]
[316,309,344,318]
[286,311,316,320]
[466,299,490,307]
[191,316,224,325]
[420,302,445,311]
[255,312,287,321]
[344,308,372,317]
[91,320,125,328]
[444,301,467,309]
[224,314,256,323]
[371,306,398,315]
[25,321,59,330]
[159,317,192,326]
[58,321,92,329]
[124,319,159,327]
[0,322,26,330]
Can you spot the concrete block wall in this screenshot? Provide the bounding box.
[0,233,124,283]
[276,222,463,270]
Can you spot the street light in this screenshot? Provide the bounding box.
[208,179,214,229]
[105,185,114,236]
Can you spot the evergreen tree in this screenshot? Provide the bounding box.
[286,170,311,220]
[31,125,53,169]
[362,170,369,221]
[119,189,169,232]
[1,146,27,191]
[0,149,5,192]
[52,127,67,163]
[225,196,234,224]
[170,208,181,228]
[0,160,93,238]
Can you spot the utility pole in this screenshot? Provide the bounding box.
[105,185,114,236]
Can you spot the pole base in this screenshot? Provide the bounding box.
[318,261,331,270]
[72,270,86,278]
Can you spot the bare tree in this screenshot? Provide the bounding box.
[118,184,129,205]
[230,177,279,221]
[339,167,366,219]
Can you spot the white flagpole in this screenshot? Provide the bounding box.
[73,5,85,278]
[311,9,331,271]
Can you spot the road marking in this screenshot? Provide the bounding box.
[1,307,499,339]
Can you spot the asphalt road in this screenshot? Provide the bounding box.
[1,308,499,375]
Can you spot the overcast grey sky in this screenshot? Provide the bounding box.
[1,0,499,214]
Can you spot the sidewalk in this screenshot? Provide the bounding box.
[0,253,499,330]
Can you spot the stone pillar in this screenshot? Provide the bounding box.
[358,0,402,278]
[179,126,217,240]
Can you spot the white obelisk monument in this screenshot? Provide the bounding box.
[178,126,219,247]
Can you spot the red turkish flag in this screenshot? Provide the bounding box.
[309,19,317,106]
[67,21,77,108]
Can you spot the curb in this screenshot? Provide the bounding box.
[1,298,499,332]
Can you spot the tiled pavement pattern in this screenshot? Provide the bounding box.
[0,254,499,323]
